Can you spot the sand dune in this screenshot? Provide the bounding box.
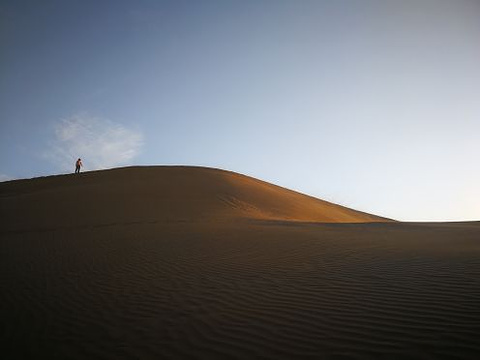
[0,166,390,233]
[1,166,479,359]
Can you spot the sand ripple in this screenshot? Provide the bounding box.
[2,222,480,359]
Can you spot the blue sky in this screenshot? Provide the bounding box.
[1,0,479,221]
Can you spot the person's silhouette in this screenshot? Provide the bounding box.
[75,158,83,174]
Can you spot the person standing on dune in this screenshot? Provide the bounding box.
[75,158,83,174]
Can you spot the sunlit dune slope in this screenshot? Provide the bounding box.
[0,166,391,231]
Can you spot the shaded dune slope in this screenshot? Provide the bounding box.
[1,166,390,232]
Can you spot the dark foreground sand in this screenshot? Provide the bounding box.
[1,167,480,359]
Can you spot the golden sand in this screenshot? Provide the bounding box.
[1,166,479,359]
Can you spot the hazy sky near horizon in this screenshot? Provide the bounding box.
[1,0,479,221]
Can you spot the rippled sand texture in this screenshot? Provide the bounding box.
[2,167,480,359]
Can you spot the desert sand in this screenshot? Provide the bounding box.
[1,166,479,359]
